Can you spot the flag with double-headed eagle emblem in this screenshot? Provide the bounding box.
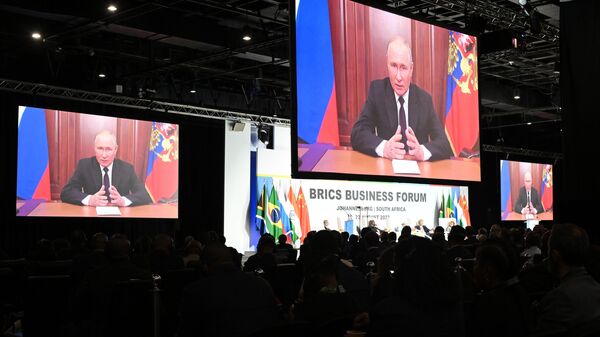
[445,31,479,157]
[145,122,179,203]
[541,164,553,211]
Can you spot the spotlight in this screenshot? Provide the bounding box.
[189,89,196,94]
[242,25,252,41]
[98,73,106,78]
[107,4,117,12]
[258,125,270,145]
[31,32,42,40]
[527,122,532,126]
[513,87,521,100]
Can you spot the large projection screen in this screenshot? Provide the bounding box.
[16,105,179,218]
[293,0,480,182]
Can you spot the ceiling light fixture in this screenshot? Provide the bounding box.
[107,4,117,12]
[98,73,106,78]
[242,25,252,41]
[513,87,521,100]
[31,32,42,40]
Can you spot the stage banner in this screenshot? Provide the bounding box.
[256,175,469,246]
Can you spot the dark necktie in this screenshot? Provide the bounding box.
[398,96,407,149]
[527,190,531,207]
[103,167,111,203]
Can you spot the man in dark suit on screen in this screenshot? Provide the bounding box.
[513,171,544,215]
[61,130,152,206]
[351,37,452,161]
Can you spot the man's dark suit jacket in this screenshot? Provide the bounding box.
[513,186,544,213]
[351,79,452,161]
[60,157,152,206]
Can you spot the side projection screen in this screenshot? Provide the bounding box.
[500,160,553,221]
[16,106,179,218]
[293,0,480,182]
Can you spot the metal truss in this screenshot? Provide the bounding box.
[387,0,559,43]
[482,144,562,160]
[0,78,290,127]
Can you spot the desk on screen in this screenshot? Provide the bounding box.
[503,211,553,221]
[16,200,177,218]
[298,145,480,181]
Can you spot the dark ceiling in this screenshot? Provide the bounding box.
[0,0,562,154]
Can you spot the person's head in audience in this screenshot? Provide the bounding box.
[152,234,174,255]
[278,234,288,245]
[52,238,71,259]
[341,231,350,243]
[184,240,202,256]
[476,228,488,242]
[448,226,466,246]
[434,226,445,235]
[183,235,195,247]
[465,226,474,238]
[257,234,276,255]
[105,237,131,261]
[31,238,56,261]
[90,232,108,251]
[349,234,359,245]
[400,225,412,240]
[393,236,459,306]
[548,223,590,279]
[133,235,152,256]
[380,231,389,244]
[69,229,88,250]
[474,240,520,290]
[388,231,397,243]
[360,227,372,239]
[365,230,380,249]
[525,231,541,249]
[202,243,236,274]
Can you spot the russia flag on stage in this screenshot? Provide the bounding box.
[145,122,179,203]
[17,106,51,200]
[296,0,339,146]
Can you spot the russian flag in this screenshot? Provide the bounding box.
[500,160,512,219]
[17,106,51,201]
[296,0,339,146]
[145,122,179,203]
[541,164,553,211]
[445,31,479,156]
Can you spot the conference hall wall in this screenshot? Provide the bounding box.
[0,92,225,257]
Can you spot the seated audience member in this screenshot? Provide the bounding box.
[447,226,473,264]
[149,234,184,275]
[295,230,369,323]
[243,234,277,277]
[179,243,280,337]
[364,236,463,337]
[471,240,531,337]
[275,234,297,263]
[74,236,151,334]
[71,232,109,284]
[181,239,202,268]
[399,225,412,241]
[533,223,600,334]
[130,235,153,270]
[431,226,447,248]
[521,231,542,266]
